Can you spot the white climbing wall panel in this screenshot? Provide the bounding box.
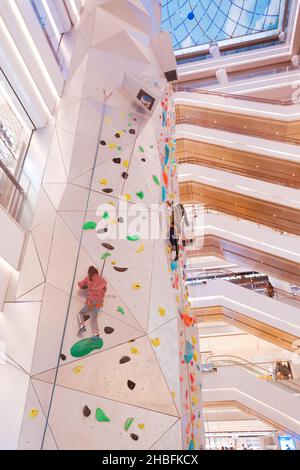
[0,0,204,450]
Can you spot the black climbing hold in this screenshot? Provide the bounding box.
[104,327,114,334]
[141,158,146,162]
[113,158,121,164]
[60,353,66,361]
[127,380,136,390]
[113,267,128,273]
[102,243,114,251]
[129,129,136,135]
[130,433,139,441]
[102,188,113,194]
[120,356,131,364]
[122,172,129,179]
[118,217,124,223]
[115,133,121,138]
[83,406,91,417]
[97,228,108,234]
[100,140,106,146]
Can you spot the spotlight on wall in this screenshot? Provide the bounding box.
[209,42,221,59]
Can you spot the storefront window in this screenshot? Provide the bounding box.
[0,71,32,218]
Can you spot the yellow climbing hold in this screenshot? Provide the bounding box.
[138,424,145,430]
[158,307,166,317]
[193,351,198,362]
[130,347,138,355]
[171,391,176,399]
[111,260,117,265]
[136,243,144,254]
[108,143,117,149]
[132,283,141,290]
[192,335,197,345]
[151,338,160,348]
[123,194,131,201]
[192,395,198,406]
[29,409,39,418]
[100,178,108,185]
[73,366,83,375]
[176,295,180,304]
[123,160,129,168]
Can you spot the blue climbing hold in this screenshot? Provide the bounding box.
[171,260,178,271]
[184,341,194,364]
[162,185,167,202]
[162,111,167,128]
[188,11,195,20]
[165,144,170,165]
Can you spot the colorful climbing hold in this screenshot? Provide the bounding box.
[151,337,160,348]
[29,409,39,418]
[124,418,134,431]
[70,337,103,358]
[130,347,138,355]
[102,211,110,219]
[152,175,160,185]
[171,261,178,271]
[99,178,108,185]
[83,221,97,230]
[127,235,140,241]
[132,283,141,290]
[158,307,166,317]
[95,408,110,423]
[139,146,144,153]
[72,365,83,375]
[101,252,111,260]
[83,406,91,417]
[138,423,145,430]
[136,244,144,254]
[117,306,125,315]
[162,185,166,202]
[102,243,114,251]
[127,380,136,390]
[113,267,128,272]
[136,191,144,200]
[119,356,131,364]
[104,327,114,334]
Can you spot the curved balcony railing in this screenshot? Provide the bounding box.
[174,84,297,106]
[176,114,300,146]
[178,150,300,189]
[204,354,300,394]
[186,266,300,310]
[180,195,300,236]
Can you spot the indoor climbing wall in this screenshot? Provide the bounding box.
[12,0,204,450]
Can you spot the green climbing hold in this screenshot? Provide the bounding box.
[124,417,134,431]
[95,408,110,423]
[136,191,144,200]
[152,175,160,186]
[70,337,103,358]
[83,221,97,230]
[101,252,112,260]
[117,306,125,315]
[102,211,110,220]
[127,235,140,241]
[139,146,144,153]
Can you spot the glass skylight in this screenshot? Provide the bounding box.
[161,0,287,55]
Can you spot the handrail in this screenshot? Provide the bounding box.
[205,354,300,394]
[176,115,300,146]
[186,266,300,309]
[174,85,296,106]
[181,201,300,236]
[0,160,26,221]
[178,150,300,189]
[0,159,24,193]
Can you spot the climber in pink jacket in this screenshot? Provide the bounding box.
[77,266,107,339]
